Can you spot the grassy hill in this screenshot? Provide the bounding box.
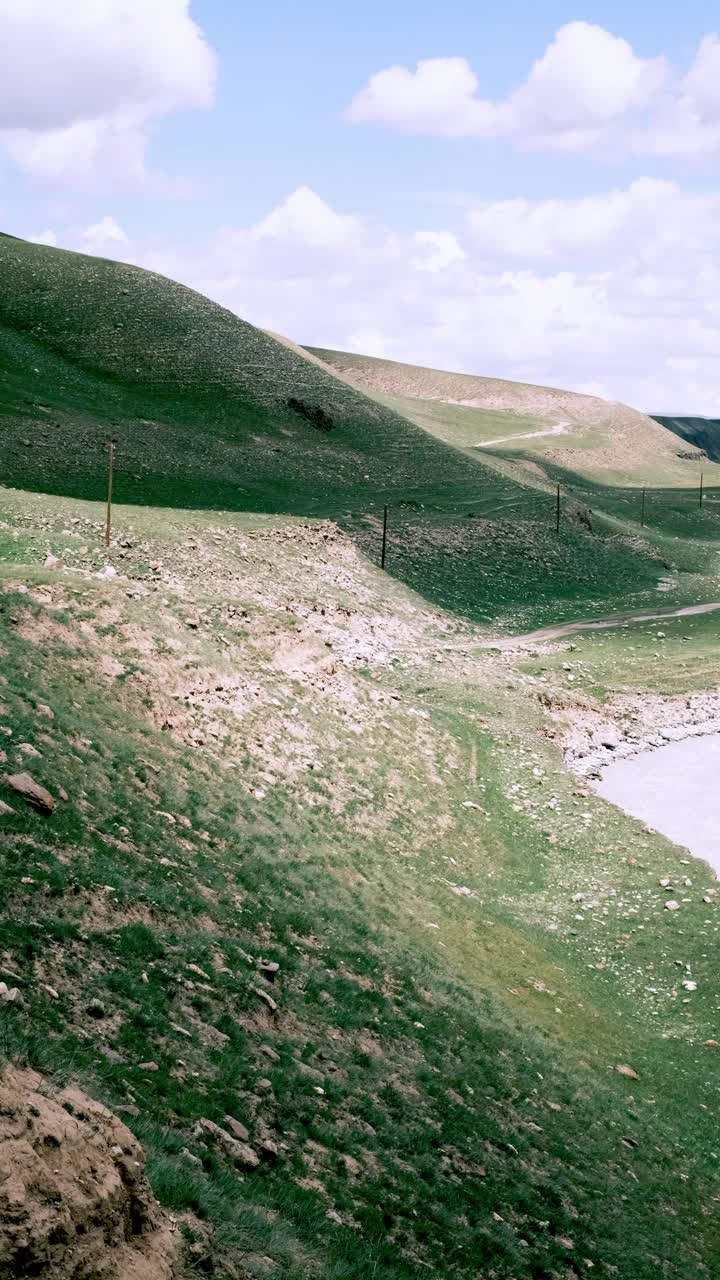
[2,233,717,633]
[309,348,714,488]
[1,486,719,1278]
[2,234,720,1277]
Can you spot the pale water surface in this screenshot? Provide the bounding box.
[596,735,720,875]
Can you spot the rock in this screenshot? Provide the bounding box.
[252,986,278,1014]
[180,1147,203,1167]
[0,1066,176,1279]
[96,564,118,581]
[615,1064,640,1080]
[17,743,41,758]
[3,772,56,814]
[665,900,681,911]
[0,800,15,817]
[257,1138,279,1161]
[341,1153,363,1178]
[223,1115,251,1143]
[86,999,106,1019]
[682,980,698,991]
[138,1061,160,1072]
[294,1059,324,1083]
[43,985,59,1000]
[0,983,22,1005]
[36,704,54,719]
[196,1119,259,1170]
[43,554,63,570]
[259,1043,280,1062]
[703,1040,719,1048]
[257,959,280,983]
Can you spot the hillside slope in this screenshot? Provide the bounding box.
[0,233,693,631]
[308,348,709,487]
[1,486,719,1278]
[654,415,720,461]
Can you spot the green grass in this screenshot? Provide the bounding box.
[3,233,720,635]
[2,236,720,1276]
[1,492,720,1276]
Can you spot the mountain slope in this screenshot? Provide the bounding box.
[0,233,687,631]
[654,415,720,461]
[308,348,710,487]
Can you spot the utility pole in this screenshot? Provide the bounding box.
[381,504,388,569]
[699,472,704,509]
[640,487,646,527]
[555,484,561,534]
[105,441,115,549]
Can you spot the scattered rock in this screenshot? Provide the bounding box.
[257,959,280,983]
[196,1119,259,1170]
[294,1059,324,1083]
[180,1148,203,1167]
[252,986,278,1014]
[0,983,22,1005]
[615,1064,640,1080]
[43,554,63,570]
[17,743,41,758]
[665,900,681,912]
[36,704,54,719]
[96,564,118,581]
[0,800,15,817]
[138,1061,160,1072]
[3,771,56,814]
[223,1115,251,1143]
[0,1067,176,1279]
[259,1043,280,1062]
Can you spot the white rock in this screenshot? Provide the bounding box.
[96,564,118,581]
[665,900,681,911]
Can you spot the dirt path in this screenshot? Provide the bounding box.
[481,601,720,650]
[474,421,569,449]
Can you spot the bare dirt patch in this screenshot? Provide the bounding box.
[0,1067,177,1279]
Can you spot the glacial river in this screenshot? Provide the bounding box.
[596,735,720,875]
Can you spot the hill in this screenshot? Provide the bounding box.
[654,415,720,462]
[2,234,720,1277]
[1,486,720,1278]
[0,232,704,632]
[308,348,709,488]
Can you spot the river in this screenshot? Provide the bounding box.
[596,735,720,875]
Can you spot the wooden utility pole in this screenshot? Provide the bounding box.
[381,504,388,569]
[699,473,704,509]
[105,442,115,548]
[555,484,561,534]
[640,487,646,527]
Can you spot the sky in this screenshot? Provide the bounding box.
[1,1,720,412]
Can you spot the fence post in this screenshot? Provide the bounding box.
[640,487,646,527]
[105,441,115,549]
[555,484,561,534]
[381,504,388,569]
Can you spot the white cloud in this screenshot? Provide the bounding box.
[29,229,58,247]
[346,22,720,157]
[253,186,361,249]
[0,0,216,186]
[346,23,666,147]
[36,183,720,414]
[414,231,467,272]
[79,215,129,253]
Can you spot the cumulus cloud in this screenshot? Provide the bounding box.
[36,183,720,414]
[0,0,217,185]
[346,22,720,156]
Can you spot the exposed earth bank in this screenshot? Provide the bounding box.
[0,1068,177,1280]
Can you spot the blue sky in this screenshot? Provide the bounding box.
[1,1,720,410]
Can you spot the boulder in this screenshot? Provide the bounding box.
[3,772,56,814]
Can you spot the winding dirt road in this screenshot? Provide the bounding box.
[474,422,569,449]
[482,601,720,650]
